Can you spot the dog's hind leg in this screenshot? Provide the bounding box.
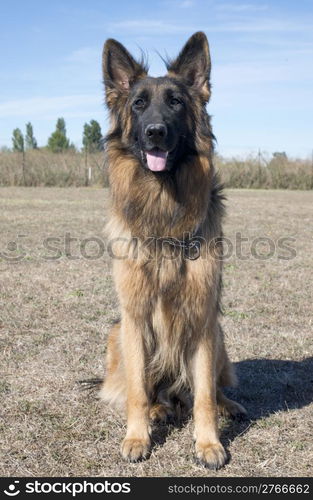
[99,321,127,409]
[216,335,247,419]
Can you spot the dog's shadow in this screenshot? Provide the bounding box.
[80,357,313,457]
[150,357,313,453]
[220,357,313,446]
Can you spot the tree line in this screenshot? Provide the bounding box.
[10,118,103,153]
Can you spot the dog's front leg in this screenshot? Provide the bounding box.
[120,314,150,461]
[192,338,227,469]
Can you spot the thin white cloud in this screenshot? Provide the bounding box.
[66,47,100,64]
[107,18,309,36]
[180,0,194,7]
[43,110,105,121]
[107,20,196,34]
[0,95,101,118]
[215,19,305,32]
[216,3,268,12]
[213,59,312,87]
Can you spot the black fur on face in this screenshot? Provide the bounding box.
[103,32,212,173]
[127,76,196,172]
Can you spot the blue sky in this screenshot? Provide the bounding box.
[1,0,312,157]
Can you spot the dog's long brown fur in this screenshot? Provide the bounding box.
[99,32,245,469]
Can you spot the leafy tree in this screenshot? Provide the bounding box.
[273,152,287,160]
[56,117,66,136]
[82,120,103,152]
[82,123,90,151]
[47,117,70,152]
[12,128,24,152]
[25,122,38,149]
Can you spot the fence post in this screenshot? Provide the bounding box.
[257,148,262,187]
[22,149,26,185]
[85,147,88,186]
[258,148,261,168]
[311,150,313,189]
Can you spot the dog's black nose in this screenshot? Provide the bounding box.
[145,123,167,140]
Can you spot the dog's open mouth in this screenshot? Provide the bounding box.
[145,148,168,172]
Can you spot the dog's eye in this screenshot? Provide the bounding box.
[134,98,145,107]
[170,98,181,106]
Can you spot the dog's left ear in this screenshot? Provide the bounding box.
[167,32,211,101]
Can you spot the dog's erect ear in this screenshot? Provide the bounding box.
[167,32,211,101]
[103,39,147,106]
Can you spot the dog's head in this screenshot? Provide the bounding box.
[103,32,211,172]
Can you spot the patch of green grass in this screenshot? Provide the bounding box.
[291,441,306,451]
[70,289,84,297]
[0,380,10,393]
[256,416,282,429]
[225,264,237,271]
[224,309,249,320]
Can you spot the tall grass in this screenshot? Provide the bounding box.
[0,150,312,189]
[0,150,108,187]
[215,154,313,190]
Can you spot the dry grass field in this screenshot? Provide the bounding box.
[0,187,312,477]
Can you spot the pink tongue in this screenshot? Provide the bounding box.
[146,150,168,171]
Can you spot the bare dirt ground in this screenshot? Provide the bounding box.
[0,187,312,477]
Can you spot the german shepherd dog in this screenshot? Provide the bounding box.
[100,32,246,469]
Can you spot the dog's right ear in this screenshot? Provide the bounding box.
[103,39,147,108]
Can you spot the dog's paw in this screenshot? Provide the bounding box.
[219,399,247,420]
[217,391,247,420]
[229,401,247,421]
[150,403,175,423]
[195,441,227,470]
[121,437,150,462]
